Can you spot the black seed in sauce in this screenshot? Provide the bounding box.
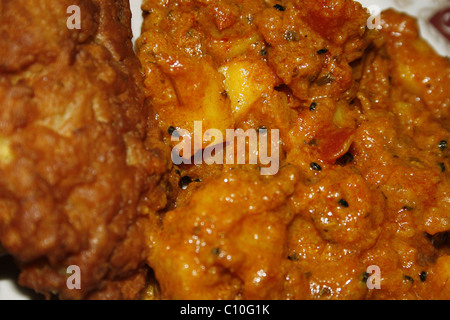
[179,176,193,190]
[439,162,446,173]
[273,4,286,11]
[362,272,370,283]
[317,48,328,55]
[338,199,349,208]
[403,275,414,284]
[168,126,180,137]
[310,162,322,171]
[419,271,427,282]
[438,140,448,151]
[309,101,317,111]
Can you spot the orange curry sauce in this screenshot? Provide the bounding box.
[136,0,450,299]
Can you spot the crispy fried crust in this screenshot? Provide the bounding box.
[0,0,169,299]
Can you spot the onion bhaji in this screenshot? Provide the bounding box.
[136,0,450,300]
[0,0,169,299]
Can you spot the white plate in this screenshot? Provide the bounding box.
[357,0,450,56]
[0,0,448,300]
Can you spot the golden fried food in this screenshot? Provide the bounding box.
[137,0,450,299]
[0,0,169,299]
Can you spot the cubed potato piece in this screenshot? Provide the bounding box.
[219,58,277,121]
[397,63,421,96]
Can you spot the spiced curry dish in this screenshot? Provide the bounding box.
[0,0,449,300]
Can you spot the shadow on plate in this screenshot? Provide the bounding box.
[0,255,45,300]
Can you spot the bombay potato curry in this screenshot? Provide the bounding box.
[136,0,450,300]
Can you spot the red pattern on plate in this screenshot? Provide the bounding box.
[430,6,450,42]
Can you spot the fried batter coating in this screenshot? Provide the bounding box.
[138,0,450,300]
[0,0,169,299]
